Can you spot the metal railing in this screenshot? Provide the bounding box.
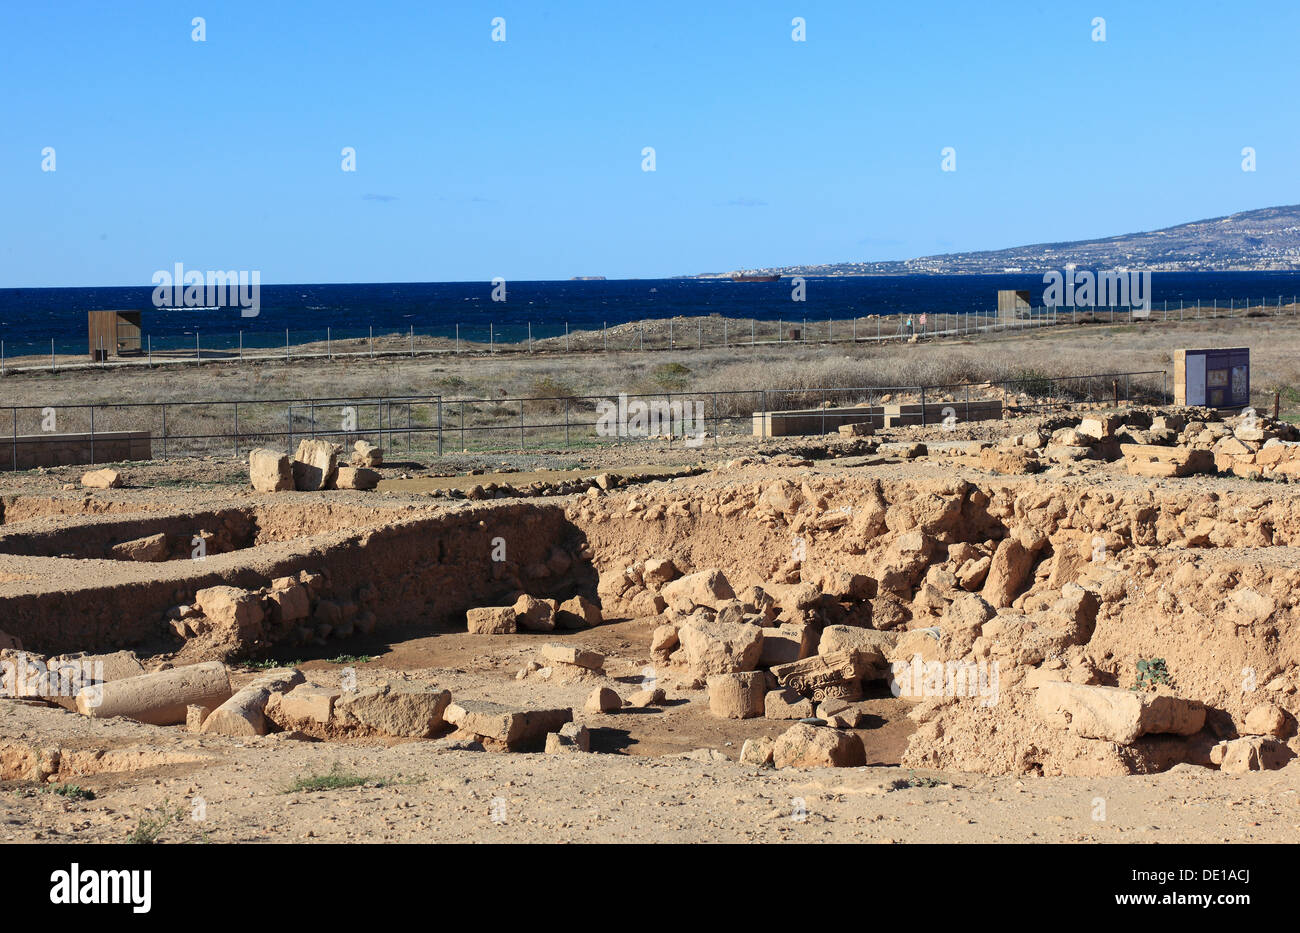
[5,395,443,471]
[4,370,1169,470]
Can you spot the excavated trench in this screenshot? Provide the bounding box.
[1,471,1297,777]
[0,498,595,653]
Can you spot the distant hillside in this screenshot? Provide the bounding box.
[697,205,1300,277]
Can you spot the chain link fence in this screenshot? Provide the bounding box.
[4,370,1168,469]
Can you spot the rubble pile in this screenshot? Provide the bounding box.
[973,405,1300,481]
[570,470,1300,776]
[166,571,379,659]
[249,440,383,493]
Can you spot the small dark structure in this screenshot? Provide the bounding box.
[1175,347,1250,409]
[997,290,1032,319]
[88,310,143,361]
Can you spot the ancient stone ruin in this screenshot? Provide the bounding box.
[3,414,1296,784]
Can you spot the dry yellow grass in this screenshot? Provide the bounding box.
[3,314,1300,455]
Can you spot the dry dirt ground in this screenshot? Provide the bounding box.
[0,630,1295,844]
[3,703,1296,844]
[2,401,1300,843]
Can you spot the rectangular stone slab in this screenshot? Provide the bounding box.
[1034,682,1205,745]
[444,699,572,749]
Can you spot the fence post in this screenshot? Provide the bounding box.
[370,326,374,357]
[564,397,570,446]
[528,322,532,353]
[239,330,243,359]
[196,332,200,361]
[437,396,443,457]
[760,390,768,438]
[286,405,292,454]
[233,402,240,458]
[920,386,926,426]
[89,406,95,463]
[11,407,16,471]
[565,322,569,352]
[603,322,607,351]
[519,399,525,449]
[162,405,167,460]
[148,335,152,367]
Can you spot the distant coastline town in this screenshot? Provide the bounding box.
[681,204,1300,278]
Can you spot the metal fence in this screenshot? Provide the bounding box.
[4,296,1296,376]
[4,370,1168,470]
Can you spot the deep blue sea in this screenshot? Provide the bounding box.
[2,272,1300,356]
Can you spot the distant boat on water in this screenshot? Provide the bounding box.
[729,270,781,282]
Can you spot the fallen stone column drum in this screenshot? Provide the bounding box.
[201,668,304,736]
[75,661,233,725]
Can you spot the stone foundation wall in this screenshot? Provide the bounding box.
[0,501,593,653]
[2,431,152,471]
[754,401,1003,436]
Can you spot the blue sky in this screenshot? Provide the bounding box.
[2,0,1297,285]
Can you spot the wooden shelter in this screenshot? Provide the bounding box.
[87,311,143,361]
[1174,347,1250,409]
[997,290,1032,319]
